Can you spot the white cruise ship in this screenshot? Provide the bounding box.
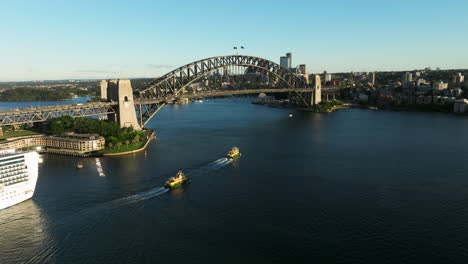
[0,149,40,210]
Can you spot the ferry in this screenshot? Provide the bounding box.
[164,170,188,189]
[227,146,241,159]
[0,149,40,210]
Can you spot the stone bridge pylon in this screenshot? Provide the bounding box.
[100,79,141,130]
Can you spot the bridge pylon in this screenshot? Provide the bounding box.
[312,74,322,105]
[289,74,322,108]
[102,79,141,130]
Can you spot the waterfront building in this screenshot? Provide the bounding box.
[325,73,332,82]
[443,88,463,97]
[454,73,465,87]
[358,94,368,101]
[416,79,429,87]
[433,81,448,91]
[286,53,292,69]
[423,96,432,104]
[0,133,105,156]
[417,85,432,92]
[454,99,468,113]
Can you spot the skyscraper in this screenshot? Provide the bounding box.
[280,56,288,69]
[403,72,413,88]
[454,73,465,87]
[369,72,376,85]
[299,64,307,75]
[324,71,332,82]
[286,52,292,69]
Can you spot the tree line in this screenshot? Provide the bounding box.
[0,86,99,101]
[45,116,148,149]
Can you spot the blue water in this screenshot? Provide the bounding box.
[1,98,468,263]
[0,97,90,111]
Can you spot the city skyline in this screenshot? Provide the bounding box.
[1,0,468,81]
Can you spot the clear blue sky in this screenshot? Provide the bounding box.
[1,0,467,81]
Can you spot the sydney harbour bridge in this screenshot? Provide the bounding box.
[0,55,337,130]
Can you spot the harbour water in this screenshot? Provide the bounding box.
[0,97,89,111]
[1,97,468,263]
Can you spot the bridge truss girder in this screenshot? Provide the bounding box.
[0,103,116,126]
[137,55,308,99]
[135,101,166,128]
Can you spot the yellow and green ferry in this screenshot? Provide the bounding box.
[227,146,241,159]
[164,170,188,189]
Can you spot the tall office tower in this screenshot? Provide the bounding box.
[280,56,288,69]
[299,64,307,75]
[454,73,465,87]
[286,53,292,69]
[403,72,413,87]
[369,72,376,85]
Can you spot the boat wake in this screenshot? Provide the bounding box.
[185,157,232,177]
[95,158,105,177]
[26,157,233,263]
[75,157,231,216]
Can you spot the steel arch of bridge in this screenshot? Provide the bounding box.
[136,55,308,98]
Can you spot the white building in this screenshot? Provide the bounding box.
[454,99,468,113]
[368,72,376,85]
[454,73,465,87]
[433,81,448,90]
[403,72,413,88]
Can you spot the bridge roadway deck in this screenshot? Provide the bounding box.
[0,88,339,126]
[135,87,339,104]
[0,102,117,126]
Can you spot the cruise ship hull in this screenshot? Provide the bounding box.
[0,189,34,210]
[0,151,39,210]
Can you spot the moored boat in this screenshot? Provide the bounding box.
[164,170,188,189]
[227,146,241,159]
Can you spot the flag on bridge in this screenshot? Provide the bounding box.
[241,46,245,49]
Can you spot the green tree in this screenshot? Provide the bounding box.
[106,136,118,144]
[46,119,65,135]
